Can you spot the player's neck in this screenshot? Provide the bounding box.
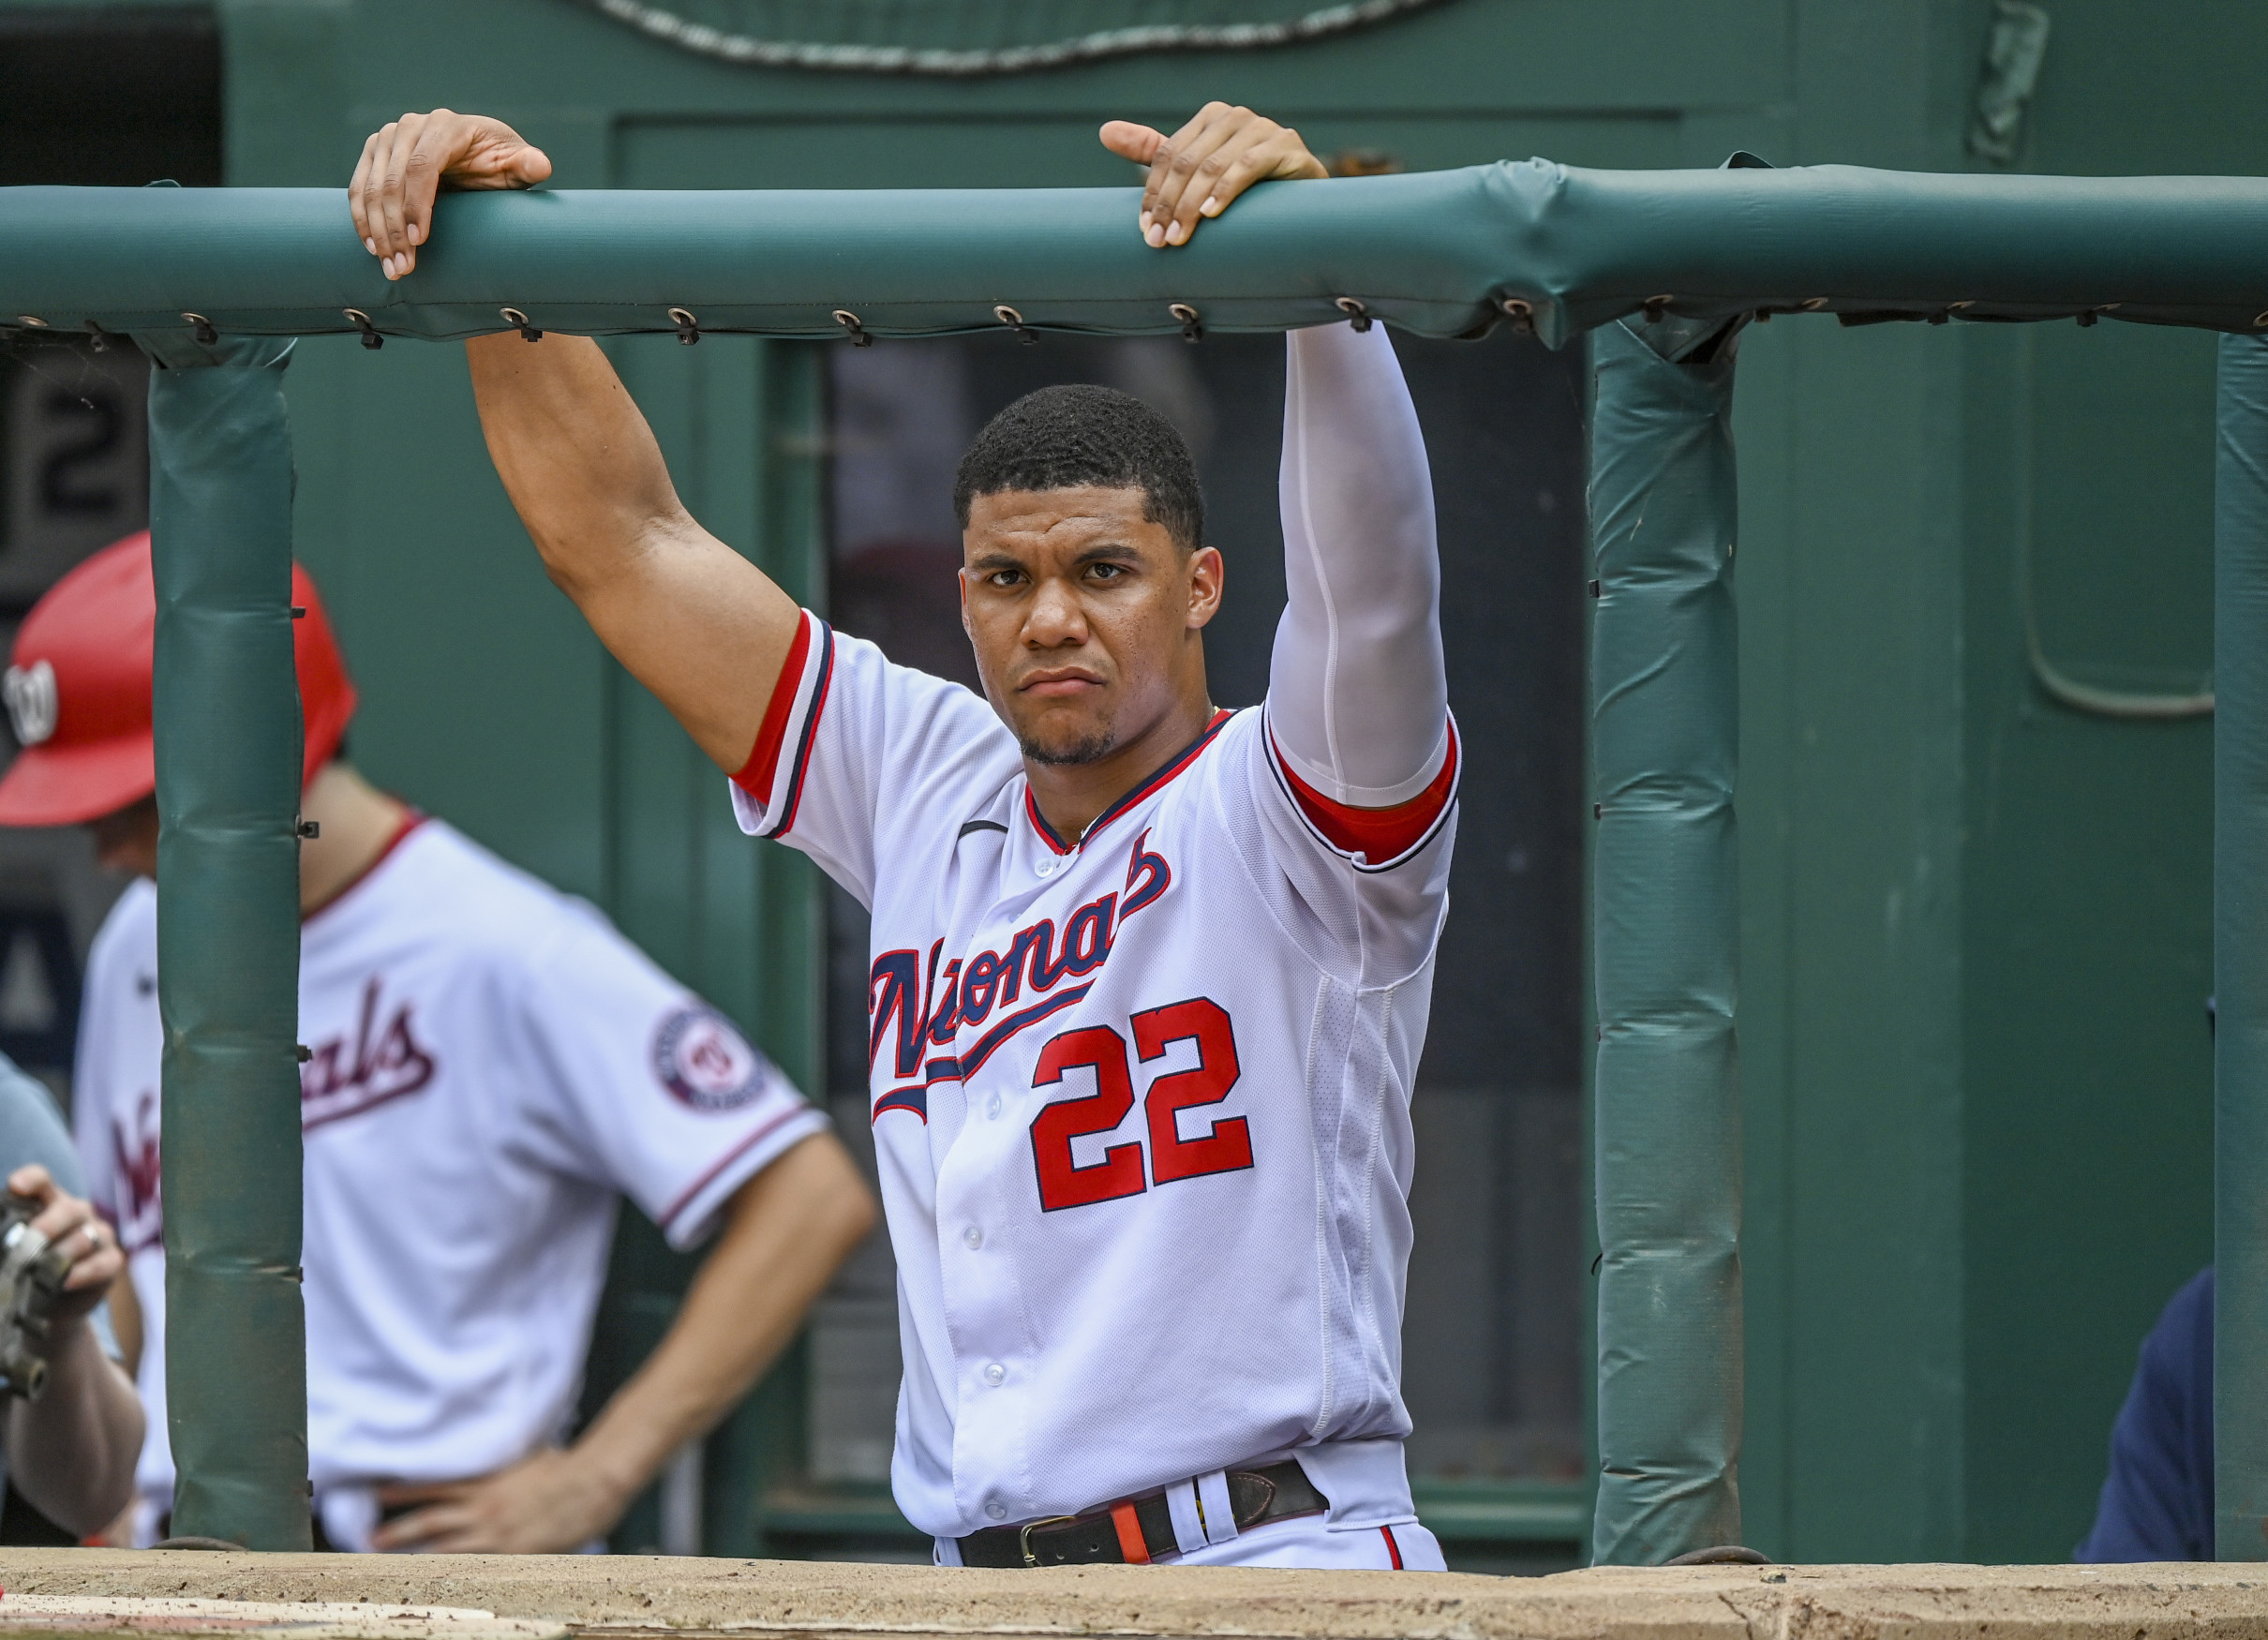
[1023,693,1219,846]
[298,762,412,916]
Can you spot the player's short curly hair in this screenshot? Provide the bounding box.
[953,385,1204,551]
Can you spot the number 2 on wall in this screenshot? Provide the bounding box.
[1028,997,1252,1212]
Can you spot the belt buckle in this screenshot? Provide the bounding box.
[1018,1514,1078,1568]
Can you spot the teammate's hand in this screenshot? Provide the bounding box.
[8,1166,122,1326]
[349,111,552,282]
[371,1447,627,1554]
[1099,103,1328,248]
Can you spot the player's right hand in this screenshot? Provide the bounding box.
[350,112,552,282]
[7,1166,121,1325]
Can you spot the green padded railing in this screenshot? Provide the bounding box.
[7,164,2268,345]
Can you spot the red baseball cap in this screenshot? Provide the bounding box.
[0,531,357,827]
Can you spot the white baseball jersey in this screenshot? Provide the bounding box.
[729,321,1460,1564]
[74,817,825,1547]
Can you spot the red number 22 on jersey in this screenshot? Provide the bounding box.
[1029,997,1252,1212]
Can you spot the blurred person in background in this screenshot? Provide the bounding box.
[0,1081,142,1541]
[0,533,873,1551]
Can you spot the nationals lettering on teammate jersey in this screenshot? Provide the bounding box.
[73,820,828,1541]
[731,615,1459,1543]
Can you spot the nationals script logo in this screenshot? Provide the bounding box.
[300,976,438,1130]
[108,1090,163,1254]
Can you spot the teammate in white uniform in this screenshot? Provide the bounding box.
[0,534,875,1551]
[353,104,1457,1570]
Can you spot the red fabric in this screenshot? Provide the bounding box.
[1111,1501,1150,1564]
[1274,719,1458,863]
[733,614,813,798]
[1381,1526,1404,1569]
[0,531,358,827]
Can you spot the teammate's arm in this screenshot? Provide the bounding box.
[3,1166,142,1536]
[371,1132,873,1554]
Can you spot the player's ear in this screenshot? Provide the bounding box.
[1186,545,1224,630]
[958,568,975,639]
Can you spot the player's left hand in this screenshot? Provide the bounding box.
[1100,103,1328,249]
[8,1166,122,1326]
[371,1448,628,1554]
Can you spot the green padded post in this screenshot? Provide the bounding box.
[2216,332,2268,1561]
[1588,317,1743,1566]
[142,330,312,1550]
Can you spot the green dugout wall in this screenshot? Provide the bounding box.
[5,0,2260,1565]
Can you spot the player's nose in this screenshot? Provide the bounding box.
[1022,576,1091,646]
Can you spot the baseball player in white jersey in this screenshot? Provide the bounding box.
[353,103,1458,1570]
[0,535,875,1551]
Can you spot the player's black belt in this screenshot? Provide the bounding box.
[957,1461,1327,1568]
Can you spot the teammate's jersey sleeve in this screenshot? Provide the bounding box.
[1265,321,1457,869]
[509,905,828,1249]
[729,616,1017,907]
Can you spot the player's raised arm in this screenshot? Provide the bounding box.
[351,114,800,775]
[1267,320,1452,827]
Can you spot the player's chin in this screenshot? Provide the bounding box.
[1013,707,1118,768]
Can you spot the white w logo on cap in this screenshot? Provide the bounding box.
[3,662,57,747]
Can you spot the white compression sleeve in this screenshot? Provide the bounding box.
[1268,321,1449,806]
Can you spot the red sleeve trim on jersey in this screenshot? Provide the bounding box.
[733,612,815,801]
[657,1102,814,1236]
[1270,716,1459,869]
[729,613,834,839]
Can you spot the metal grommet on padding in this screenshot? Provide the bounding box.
[500,306,543,342]
[668,307,700,346]
[342,308,383,350]
[1170,303,1202,343]
[1335,297,1373,333]
[833,309,873,348]
[182,312,216,345]
[993,305,1038,345]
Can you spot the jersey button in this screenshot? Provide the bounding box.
[985,1502,1007,1520]
[962,1226,983,1250]
[983,1362,1007,1387]
[985,1093,1002,1119]
[1037,857,1056,877]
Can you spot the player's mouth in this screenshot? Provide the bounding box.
[1017,666,1108,698]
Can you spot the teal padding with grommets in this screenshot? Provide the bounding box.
[2215,333,2268,1561]
[1588,318,1743,1566]
[142,329,313,1552]
[15,162,2268,347]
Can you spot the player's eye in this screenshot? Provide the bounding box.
[1085,562,1127,582]
[987,569,1026,589]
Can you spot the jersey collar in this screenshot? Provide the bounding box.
[1022,708,1232,856]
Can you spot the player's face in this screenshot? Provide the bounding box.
[960,485,1222,767]
[88,793,159,880]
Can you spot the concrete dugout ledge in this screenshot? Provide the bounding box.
[1,1552,2266,1640]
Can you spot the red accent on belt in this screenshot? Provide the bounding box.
[1111,1501,1150,1564]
